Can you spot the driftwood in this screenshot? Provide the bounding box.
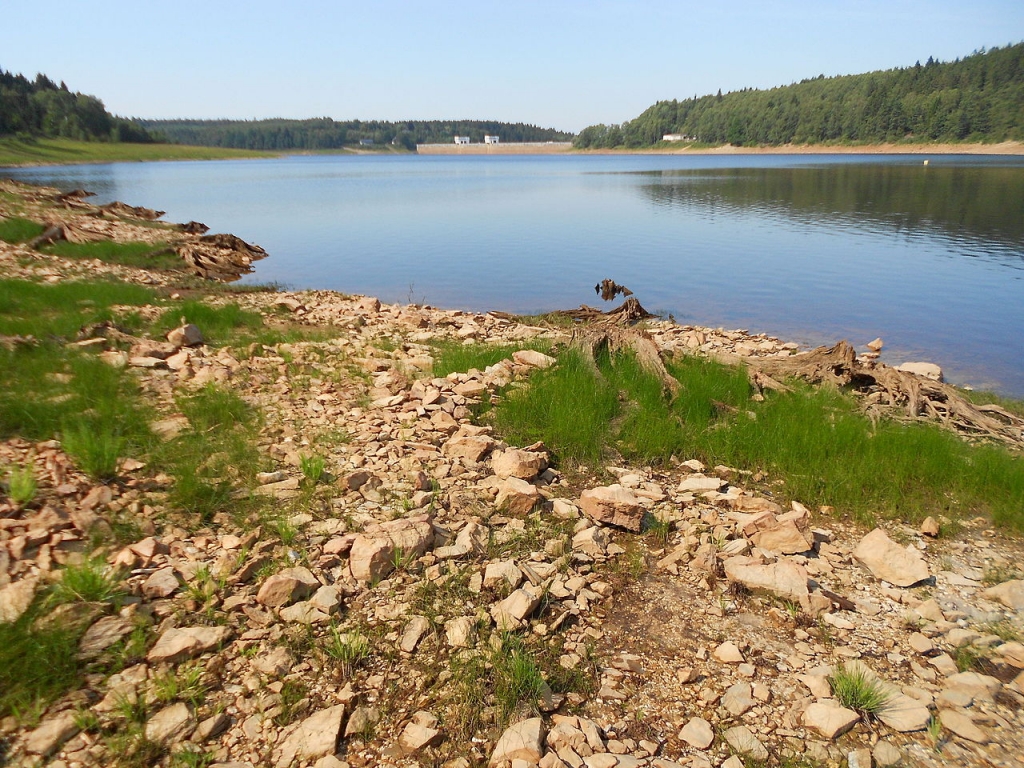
[176,233,269,282]
[595,278,633,302]
[552,297,657,325]
[26,221,106,249]
[714,340,1024,449]
[100,201,165,220]
[179,221,210,235]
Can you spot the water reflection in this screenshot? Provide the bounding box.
[636,165,1024,271]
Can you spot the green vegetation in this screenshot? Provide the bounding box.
[576,43,1024,148]
[155,300,264,345]
[487,347,1024,531]
[139,117,573,152]
[0,215,46,243]
[5,464,37,506]
[492,634,546,725]
[300,454,327,485]
[61,420,126,480]
[828,664,892,718]
[0,136,274,166]
[152,663,207,708]
[43,240,183,270]
[0,609,83,721]
[50,558,125,606]
[326,626,371,677]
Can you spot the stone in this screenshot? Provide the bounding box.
[920,516,940,537]
[852,528,930,587]
[938,708,989,744]
[275,704,347,767]
[579,485,645,532]
[78,615,134,659]
[572,526,609,557]
[721,682,755,716]
[982,578,1024,610]
[749,520,812,554]
[279,601,331,624]
[142,567,180,599]
[490,717,546,766]
[145,702,196,744]
[867,337,884,352]
[677,474,725,493]
[256,567,319,607]
[996,641,1024,668]
[401,615,431,653]
[0,576,38,623]
[896,361,943,381]
[723,557,827,615]
[484,560,523,590]
[348,514,434,583]
[713,641,745,663]
[722,726,768,761]
[878,694,930,733]
[399,711,443,754]
[847,748,872,768]
[802,701,860,739]
[147,625,231,664]
[194,712,230,742]
[344,705,381,738]
[496,477,541,515]
[443,435,496,462]
[445,616,477,648]
[167,323,203,348]
[492,448,547,480]
[24,713,79,756]
[513,350,556,369]
[677,717,714,749]
[491,586,543,630]
[873,741,902,767]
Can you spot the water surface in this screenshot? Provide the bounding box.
[5,153,1024,396]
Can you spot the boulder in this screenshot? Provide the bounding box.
[496,477,541,515]
[724,557,829,615]
[490,717,546,766]
[802,701,860,739]
[982,579,1024,610]
[142,567,181,599]
[678,717,714,749]
[147,626,231,664]
[349,514,434,583]
[398,711,443,754]
[896,361,943,381]
[167,323,203,348]
[492,448,547,480]
[749,520,812,554]
[722,726,768,761]
[579,485,645,532]
[256,567,320,607]
[145,702,196,744]
[852,528,930,587]
[24,713,79,756]
[275,704,347,767]
[513,350,557,369]
[443,435,496,462]
[0,576,38,623]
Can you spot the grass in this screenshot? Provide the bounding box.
[152,663,206,708]
[43,239,183,270]
[325,626,371,677]
[0,215,46,243]
[6,464,37,505]
[828,664,892,718]
[430,339,553,378]
[0,136,274,166]
[487,347,1024,531]
[50,558,125,605]
[491,634,546,726]
[300,453,326,485]
[61,418,125,480]
[0,609,83,721]
[155,300,265,346]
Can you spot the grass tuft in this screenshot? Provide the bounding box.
[6,464,37,506]
[61,418,124,480]
[828,664,892,717]
[0,216,46,243]
[50,558,125,605]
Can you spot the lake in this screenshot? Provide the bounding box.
[4,153,1024,396]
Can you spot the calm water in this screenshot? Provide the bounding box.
[5,154,1024,396]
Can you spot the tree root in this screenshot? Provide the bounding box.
[571,325,681,398]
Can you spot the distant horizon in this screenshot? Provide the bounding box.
[2,1,1022,133]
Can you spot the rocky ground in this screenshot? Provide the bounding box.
[2,185,1023,768]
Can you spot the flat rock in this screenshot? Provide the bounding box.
[896,361,943,381]
[0,576,38,623]
[24,713,79,756]
[939,708,989,744]
[678,717,714,749]
[398,710,443,754]
[878,693,931,732]
[852,528,930,587]
[579,484,645,532]
[145,702,196,744]
[722,682,755,716]
[713,641,745,663]
[723,557,827,615]
[722,725,768,761]
[981,579,1024,610]
[349,514,434,583]
[749,520,812,554]
[677,474,725,493]
[78,615,134,659]
[147,625,231,664]
[142,566,180,599]
[490,717,546,766]
[400,615,431,653]
[256,566,319,607]
[802,701,860,739]
[274,704,347,767]
[513,350,556,369]
[491,585,543,630]
[492,448,547,480]
[496,477,541,515]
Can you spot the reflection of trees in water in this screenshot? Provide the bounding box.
[636,166,1024,268]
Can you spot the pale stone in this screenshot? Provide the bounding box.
[749,520,812,554]
[145,702,196,744]
[275,704,347,767]
[167,323,203,348]
[896,361,943,381]
[490,717,546,766]
[0,576,38,623]
[24,713,79,756]
[147,625,231,663]
[847,747,872,768]
[873,741,903,767]
[78,615,134,659]
[344,705,380,738]
[677,474,725,493]
[579,485,645,532]
[920,516,940,537]
[142,567,180,599]
[802,701,860,739]
[722,682,755,716]
[348,515,434,583]
[279,601,330,624]
[678,716,714,749]
[256,566,319,607]
[443,435,496,462]
[982,579,1024,610]
[852,528,930,587]
[492,448,547,480]
[572,526,609,556]
[484,560,523,590]
[722,726,768,761]
[445,616,477,648]
[867,337,884,352]
[996,641,1024,668]
[713,641,745,663]
[513,350,556,369]
[491,586,542,630]
[723,557,827,615]
[496,477,541,515]
[401,615,431,653]
[938,709,989,743]
[399,711,443,754]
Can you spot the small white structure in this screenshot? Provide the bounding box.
[662,134,686,142]
[484,135,500,145]
[454,136,470,145]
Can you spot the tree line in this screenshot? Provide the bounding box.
[575,43,1024,149]
[138,118,573,150]
[0,69,155,143]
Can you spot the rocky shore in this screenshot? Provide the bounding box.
[1,182,1023,768]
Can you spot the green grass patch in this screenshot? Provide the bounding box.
[50,558,125,605]
[155,300,264,345]
[0,278,157,339]
[0,607,84,721]
[828,664,892,718]
[43,239,183,270]
[487,347,1024,530]
[0,215,46,243]
[0,137,274,166]
[430,339,553,378]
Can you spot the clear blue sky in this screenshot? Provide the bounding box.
[2,0,1022,132]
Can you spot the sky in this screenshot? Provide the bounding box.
[2,1,1023,133]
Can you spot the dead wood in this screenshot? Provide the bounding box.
[571,325,681,398]
[179,221,210,235]
[714,340,1024,449]
[175,233,269,282]
[595,278,633,302]
[26,222,106,249]
[551,297,658,325]
[100,201,165,220]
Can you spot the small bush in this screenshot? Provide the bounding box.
[0,612,82,721]
[326,627,370,676]
[492,636,546,727]
[152,663,206,708]
[829,664,892,717]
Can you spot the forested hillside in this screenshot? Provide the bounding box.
[0,69,154,142]
[139,118,573,150]
[575,43,1024,148]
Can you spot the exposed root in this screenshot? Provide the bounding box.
[175,233,269,282]
[571,325,680,398]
